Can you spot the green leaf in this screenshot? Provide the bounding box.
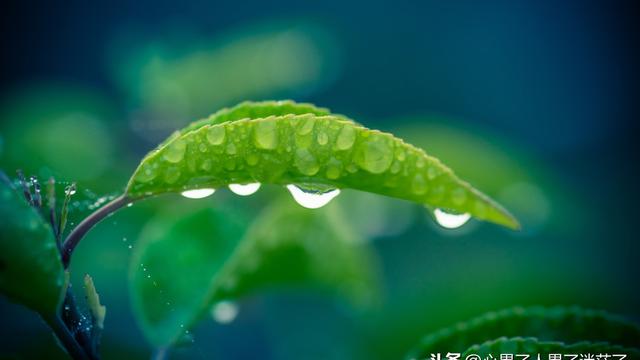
[0,176,66,317]
[407,306,640,359]
[127,101,518,229]
[129,200,378,347]
[129,206,245,346]
[209,199,378,307]
[158,100,341,148]
[461,337,640,359]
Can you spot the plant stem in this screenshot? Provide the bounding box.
[47,315,90,360]
[61,194,130,268]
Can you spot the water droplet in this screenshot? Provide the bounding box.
[411,174,427,195]
[122,237,127,242]
[317,131,328,145]
[287,185,340,209]
[228,183,261,196]
[163,140,186,163]
[296,117,315,135]
[325,165,341,179]
[164,167,181,184]
[181,188,215,199]
[355,134,393,174]
[206,126,226,145]
[128,244,133,249]
[137,165,157,182]
[395,147,406,161]
[65,185,77,196]
[211,301,239,324]
[127,202,133,208]
[226,142,237,155]
[201,159,212,171]
[451,188,467,205]
[245,153,260,166]
[254,121,278,149]
[198,143,208,153]
[433,208,471,229]
[390,162,401,174]
[427,167,438,180]
[294,149,319,176]
[335,126,356,150]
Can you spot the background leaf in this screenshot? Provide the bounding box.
[407,306,640,359]
[208,198,379,308]
[129,198,378,347]
[461,337,640,359]
[0,177,66,318]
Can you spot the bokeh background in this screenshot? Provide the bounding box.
[1,1,638,359]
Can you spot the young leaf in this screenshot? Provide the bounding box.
[0,175,66,317]
[407,306,640,359]
[127,101,519,229]
[461,337,640,359]
[129,200,378,347]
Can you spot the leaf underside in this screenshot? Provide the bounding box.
[0,178,65,317]
[130,200,378,347]
[127,100,519,229]
[407,306,640,359]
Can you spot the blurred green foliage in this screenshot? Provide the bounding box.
[0,178,65,318]
[130,198,378,348]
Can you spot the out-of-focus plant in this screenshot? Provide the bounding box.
[111,21,340,142]
[406,306,640,359]
[0,86,117,185]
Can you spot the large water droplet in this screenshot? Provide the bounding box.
[287,185,340,209]
[181,188,216,199]
[433,208,470,229]
[163,140,186,163]
[207,126,226,145]
[211,301,238,324]
[228,183,261,196]
[297,117,315,135]
[317,131,328,145]
[254,121,278,149]
[335,125,356,150]
[294,148,319,176]
[355,134,393,174]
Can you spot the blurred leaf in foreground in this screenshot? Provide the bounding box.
[0,174,66,319]
[129,198,378,347]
